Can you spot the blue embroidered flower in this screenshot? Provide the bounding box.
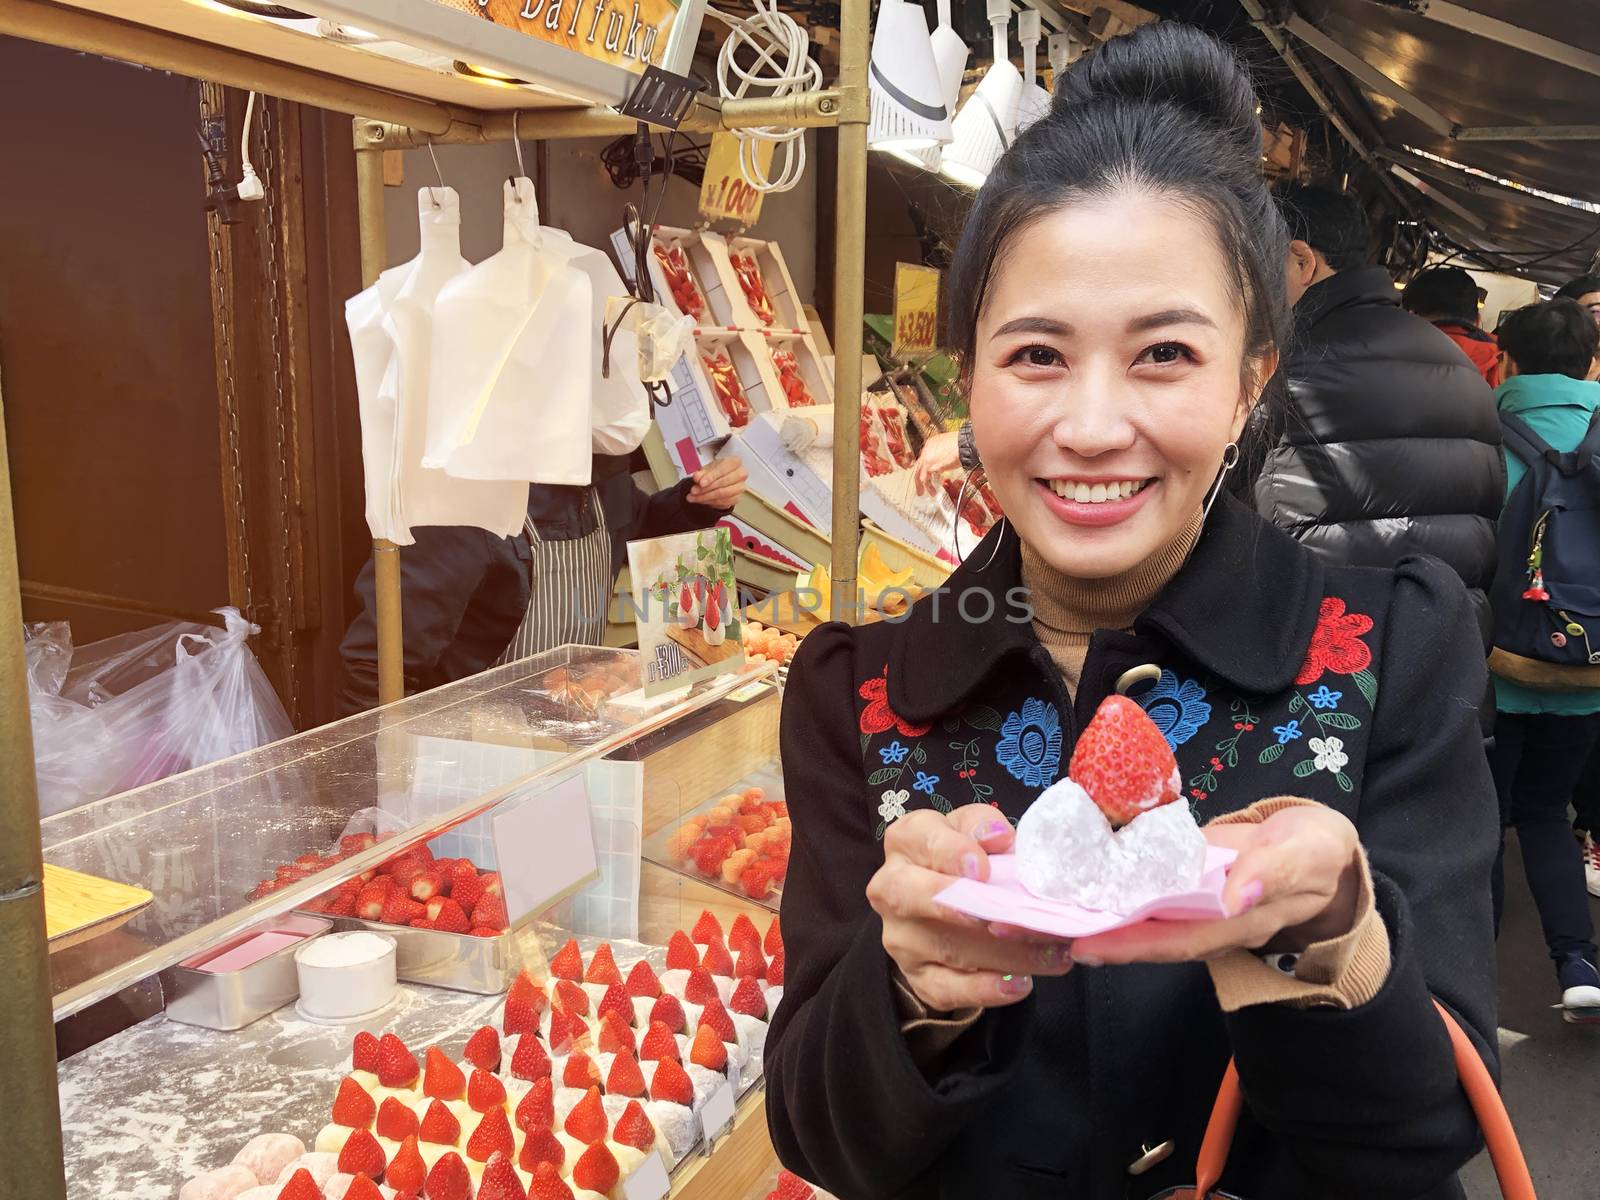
[1135,670,1213,749]
[995,698,1063,788]
[911,770,940,795]
[879,739,909,765]
[1307,685,1343,710]
[1273,720,1303,744]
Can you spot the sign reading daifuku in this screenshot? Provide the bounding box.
[482,0,679,71]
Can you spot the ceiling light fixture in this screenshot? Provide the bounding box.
[940,0,1021,189]
[868,0,954,157]
[886,0,971,170]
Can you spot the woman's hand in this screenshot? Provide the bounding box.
[868,805,1074,1011]
[688,455,748,509]
[1070,804,1364,967]
[913,431,961,495]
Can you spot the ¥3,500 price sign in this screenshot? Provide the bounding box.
[698,133,772,226]
[893,263,941,359]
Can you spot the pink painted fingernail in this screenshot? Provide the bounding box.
[960,853,983,880]
[998,974,1032,997]
[989,923,1014,939]
[976,820,1010,841]
[1073,951,1102,967]
[1235,880,1265,915]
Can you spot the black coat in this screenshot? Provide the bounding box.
[1255,266,1505,642]
[765,498,1499,1200]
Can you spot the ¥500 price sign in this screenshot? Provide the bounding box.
[892,263,941,359]
[699,133,772,226]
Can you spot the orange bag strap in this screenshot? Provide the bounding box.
[1192,1000,1535,1200]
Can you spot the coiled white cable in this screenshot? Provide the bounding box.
[706,0,822,193]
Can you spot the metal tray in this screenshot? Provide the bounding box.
[161,914,332,1031]
[640,763,786,913]
[312,916,549,995]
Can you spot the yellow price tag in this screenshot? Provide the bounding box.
[698,133,772,226]
[892,263,941,359]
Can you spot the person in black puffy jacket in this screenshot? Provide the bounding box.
[1255,185,1505,643]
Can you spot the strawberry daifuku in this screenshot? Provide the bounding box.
[1014,695,1205,913]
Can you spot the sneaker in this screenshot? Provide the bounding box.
[1584,832,1600,900]
[1558,955,1600,1025]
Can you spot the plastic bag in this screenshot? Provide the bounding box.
[25,608,294,817]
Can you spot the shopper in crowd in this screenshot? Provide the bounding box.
[336,453,746,714]
[1255,185,1504,645]
[766,23,1498,1199]
[1554,273,1600,326]
[1402,264,1502,384]
[1484,298,1600,1022]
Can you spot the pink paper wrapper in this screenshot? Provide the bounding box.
[934,847,1238,938]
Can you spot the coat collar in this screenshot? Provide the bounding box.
[1294,265,1400,335]
[888,497,1327,721]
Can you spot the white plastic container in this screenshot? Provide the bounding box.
[293,929,398,1024]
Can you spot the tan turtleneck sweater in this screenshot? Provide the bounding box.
[896,511,1390,1058]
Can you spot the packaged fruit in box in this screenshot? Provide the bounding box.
[664,788,792,899]
[701,349,752,428]
[743,619,798,667]
[772,347,817,407]
[859,408,895,477]
[730,250,778,326]
[653,240,708,322]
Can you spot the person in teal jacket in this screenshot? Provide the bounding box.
[1486,297,1600,1022]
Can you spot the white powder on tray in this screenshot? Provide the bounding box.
[296,931,393,968]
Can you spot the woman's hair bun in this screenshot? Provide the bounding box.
[1053,22,1262,158]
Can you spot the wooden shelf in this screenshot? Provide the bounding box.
[670,1088,777,1200]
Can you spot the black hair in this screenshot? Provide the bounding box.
[1554,274,1600,302]
[946,23,1289,487]
[1274,183,1370,271]
[1497,298,1599,379]
[1401,266,1480,323]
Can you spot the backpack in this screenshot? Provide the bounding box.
[1489,409,1600,689]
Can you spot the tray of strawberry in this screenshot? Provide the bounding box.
[641,773,789,910]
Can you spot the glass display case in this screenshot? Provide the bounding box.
[49,646,788,1200]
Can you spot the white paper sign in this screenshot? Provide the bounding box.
[621,1150,672,1200]
[492,772,599,919]
[700,1078,736,1143]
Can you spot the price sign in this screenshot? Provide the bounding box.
[699,133,772,226]
[700,1078,737,1143]
[892,263,941,359]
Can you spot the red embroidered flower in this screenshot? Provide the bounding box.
[1295,597,1374,686]
[858,670,931,738]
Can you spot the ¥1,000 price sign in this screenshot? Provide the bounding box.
[698,133,772,226]
[893,263,941,359]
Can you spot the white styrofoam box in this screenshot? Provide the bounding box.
[712,413,833,531]
[761,331,832,409]
[727,236,809,333]
[653,353,727,471]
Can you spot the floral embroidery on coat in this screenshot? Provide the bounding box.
[858,669,932,738]
[995,698,1063,789]
[1295,597,1375,685]
[1135,670,1212,749]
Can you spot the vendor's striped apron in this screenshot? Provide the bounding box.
[499,488,610,661]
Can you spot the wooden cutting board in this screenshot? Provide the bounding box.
[664,623,745,668]
[44,863,153,954]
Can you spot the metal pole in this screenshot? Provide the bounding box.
[0,383,67,1200]
[829,0,870,625]
[354,138,405,707]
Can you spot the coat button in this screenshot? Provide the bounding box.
[1126,1139,1175,1175]
[1114,664,1163,696]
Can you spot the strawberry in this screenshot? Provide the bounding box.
[332,1075,376,1128]
[650,994,687,1034]
[356,881,390,921]
[341,832,378,856]
[733,947,766,980]
[613,1100,657,1152]
[385,1134,427,1194]
[376,1096,419,1142]
[763,918,782,955]
[476,1150,527,1200]
[768,946,784,987]
[470,893,508,931]
[553,979,589,1017]
[684,968,720,1005]
[639,1020,681,1062]
[583,942,621,985]
[549,938,584,981]
[502,972,546,1037]
[470,926,502,938]
[730,976,768,1020]
[1067,694,1182,827]
[337,1127,387,1178]
[665,930,699,971]
[771,1169,817,1199]
[377,1033,419,1089]
[425,896,470,934]
[424,1152,472,1200]
[479,871,504,897]
[380,889,424,926]
[514,1076,554,1132]
[276,1168,322,1200]
[467,1068,506,1113]
[464,1106,515,1162]
[624,959,662,999]
[424,1046,466,1101]
[739,861,775,900]
[596,982,633,1027]
[389,860,427,892]
[728,914,763,955]
[562,1051,601,1090]
[606,1051,647,1097]
[690,911,724,945]
[418,1098,461,1146]
[597,1011,635,1056]
[409,918,436,930]
[572,1142,620,1195]
[452,869,487,914]
[564,1085,609,1145]
[508,1032,551,1081]
[343,1172,385,1200]
[693,838,734,877]
[463,1025,501,1073]
[325,891,358,918]
[650,1057,694,1106]
[546,1008,577,1056]
[526,1160,573,1200]
[352,1029,381,1073]
[294,853,329,871]
[690,1024,728,1072]
[699,940,734,978]
[699,996,737,1044]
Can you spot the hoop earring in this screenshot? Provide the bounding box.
[1200,442,1241,525]
[952,467,1007,570]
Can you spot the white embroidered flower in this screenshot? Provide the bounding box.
[1308,736,1348,774]
[878,789,910,824]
